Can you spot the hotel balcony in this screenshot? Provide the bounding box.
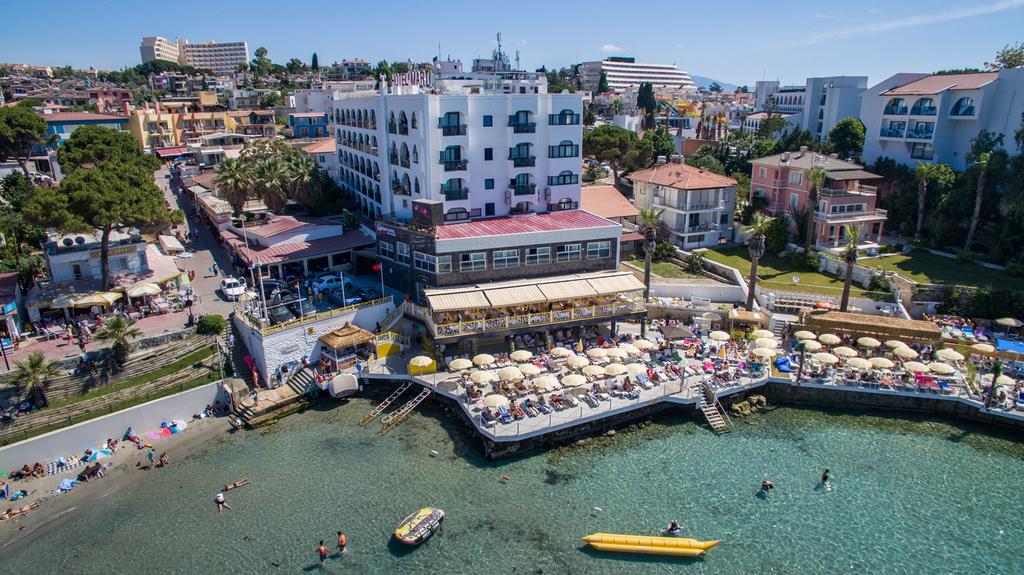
[509,121,537,134]
[547,200,579,212]
[819,185,877,198]
[652,198,725,212]
[905,130,934,140]
[441,184,468,201]
[441,159,469,172]
[511,155,536,167]
[814,208,888,223]
[438,121,467,136]
[512,183,537,196]
[548,113,580,125]
[674,222,722,235]
[949,106,976,119]
[879,127,905,138]
[883,105,908,115]
[910,105,937,116]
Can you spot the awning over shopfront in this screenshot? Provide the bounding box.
[423,270,645,312]
[154,147,188,159]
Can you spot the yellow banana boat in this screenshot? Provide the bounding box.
[583,533,719,557]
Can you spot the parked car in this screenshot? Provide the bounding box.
[326,288,362,308]
[219,277,246,301]
[313,276,345,292]
[267,304,297,325]
[257,278,290,297]
[311,270,341,283]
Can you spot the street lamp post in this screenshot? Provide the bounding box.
[256,257,269,322]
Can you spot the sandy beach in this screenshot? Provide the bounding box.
[0,416,231,553]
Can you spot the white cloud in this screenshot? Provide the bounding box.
[600,44,624,53]
[797,0,1024,45]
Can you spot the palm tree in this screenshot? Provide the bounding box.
[964,152,989,250]
[287,154,316,206]
[637,207,665,301]
[984,360,1003,409]
[214,158,252,217]
[12,351,60,408]
[256,158,288,212]
[839,223,863,312]
[795,340,807,384]
[744,213,774,311]
[611,98,625,115]
[372,60,392,87]
[96,316,142,366]
[805,167,827,253]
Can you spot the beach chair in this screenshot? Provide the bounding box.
[480,411,497,427]
[497,406,514,424]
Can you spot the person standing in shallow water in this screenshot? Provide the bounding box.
[317,540,329,565]
[337,531,347,555]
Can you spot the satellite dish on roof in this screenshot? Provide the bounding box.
[74,236,86,245]
[62,238,74,247]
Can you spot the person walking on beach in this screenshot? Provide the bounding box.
[337,531,348,555]
[317,540,329,565]
[146,448,155,469]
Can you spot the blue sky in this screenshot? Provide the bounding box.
[3,0,1022,86]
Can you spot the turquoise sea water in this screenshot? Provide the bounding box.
[5,400,1024,574]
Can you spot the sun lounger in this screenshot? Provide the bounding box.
[562,393,578,407]
[480,411,497,427]
[497,406,514,424]
[635,374,653,389]
[535,401,553,415]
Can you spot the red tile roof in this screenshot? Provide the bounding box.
[620,231,644,242]
[223,228,374,265]
[581,186,639,219]
[302,139,336,154]
[247,216,313,237]
[40,112,127,122]
[628,162,737,190]
[883,72,999,96]
[434,210,617,240]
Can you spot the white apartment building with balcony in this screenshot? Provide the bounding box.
[579,57,695,93]
[861,69,1024,171]
[754,76,867,141]
[139,36,180,64]
[628,156,737,250]
[178,40,249,75]
[330,77,585,222]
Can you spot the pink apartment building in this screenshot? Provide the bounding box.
[749,146,887,246]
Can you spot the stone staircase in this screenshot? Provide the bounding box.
[285,366,316,396]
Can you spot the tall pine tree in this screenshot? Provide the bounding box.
[311,52,319,71]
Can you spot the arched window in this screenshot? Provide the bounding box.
[388,112,397,134]
[370,110,376,127]
[390,142,398,165]
[399,111,409,135]
[371,136,378,148]
[552,108,579,125]
[414,177,420,195]
[951,97,975,116]
[410,112,418,129]
[911,98,935,115]
[391,170,399,189]
[885,98,907,115]
[401,173,411,194]
[412,145,419,164]
[399,143,410,167]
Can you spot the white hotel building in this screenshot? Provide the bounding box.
[861,69,1024,171]
[579,57,695,93]
[330,76,585,221]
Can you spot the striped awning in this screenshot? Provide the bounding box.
[537,279,597,302]
[427,290,490,312]
[588,273,645,295]
[485,285,546,307]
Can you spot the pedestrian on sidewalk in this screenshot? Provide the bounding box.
[226,333,235,348]
[212,263,219,276]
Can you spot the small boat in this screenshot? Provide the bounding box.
[583,533,718,557]
[394,508,444,545]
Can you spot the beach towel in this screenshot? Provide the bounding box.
[57,479,77,493]
[774,357,793,373]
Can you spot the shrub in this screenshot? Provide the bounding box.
[866,274,893,301]
[196,314,228,335]
[955,250,978,264]
[789,250,818,271]
[763,217,791,255]
[1005,262,1024,277]
[684,251,706,275]
[652,241,677,262]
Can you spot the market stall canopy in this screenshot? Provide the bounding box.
[661,325,694,340]
[319,324,375,349]
[125,283,162,298]
[73,292,122,308]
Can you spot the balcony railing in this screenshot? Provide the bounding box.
[512,183,537,195]
[883,105,908,115]
[906,130,934,140]
[439,122,467,136]
[880,127,905,138]
[509,121,537,133]
[511,155,536,167]
[950,107,976,117]
[441,185,468,201]
[910,106,937,116]
[548,113,580,125]
[820,186,876,197]
[815,208,888,222]
[653,199,723,211]
[428,301,646,338]
[444,208,480,222]
[441,159,468,171]
[675,223,720,234]
[547,201,578,212]
[509,205,533,215]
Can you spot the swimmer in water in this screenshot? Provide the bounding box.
[337,531,348,555]
[760,480,774,495]
[224,478,250,491]
[820,469,830,484]
[317,540,329,565]
[214,493,232,513]
[663,520,682,534]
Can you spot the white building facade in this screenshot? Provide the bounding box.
[178,40,249,75]
[861,69,1024,171]
[579,58,695,93]
[139,36,180,64]
[754,76,867,142]
[330,79,584,222]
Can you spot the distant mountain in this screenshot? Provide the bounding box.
[690,75,741,92]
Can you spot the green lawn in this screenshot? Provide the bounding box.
[859,250,1021,290]
[625,258,698,279]
[702,246,872,299]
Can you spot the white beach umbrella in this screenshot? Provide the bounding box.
[709,330,730,342]
[935,348,965,362]
[833,346,858,358]
[533,376,560,391]
[449,358,472,371]
[498,366,524,382]
[561,374,586,388]
[587,348,608,359]
[549,346,572,357]
[971,343,995,353]
[751,329,775,339]
[800,340,823,352]
[751,348,775,358]
[885,339,908,349]
[870,357,895,369]
[996,317,1023,328]
[818,334,841,345]
[626,363,647,376]
[893,347,919,359]
[618,343,641,356]
[409,356,433,368]
[604,347,627,360]
[510,350,533,362]
[847,357,872,370]
[903,361,930,373]
[813,352,839,365]
[470,370,495,384]
[473,353,496,366]
[755,338,779,349]
[857,337,881,349]
[518,363,541,376]
[632,339,655,350]
[982,373,1016,387]
[483,394,510,408]
[582,365,606,377]
[605,363,628,376]
[927,362,956,375]
[794,331,817,341]
[566,355,590,369]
